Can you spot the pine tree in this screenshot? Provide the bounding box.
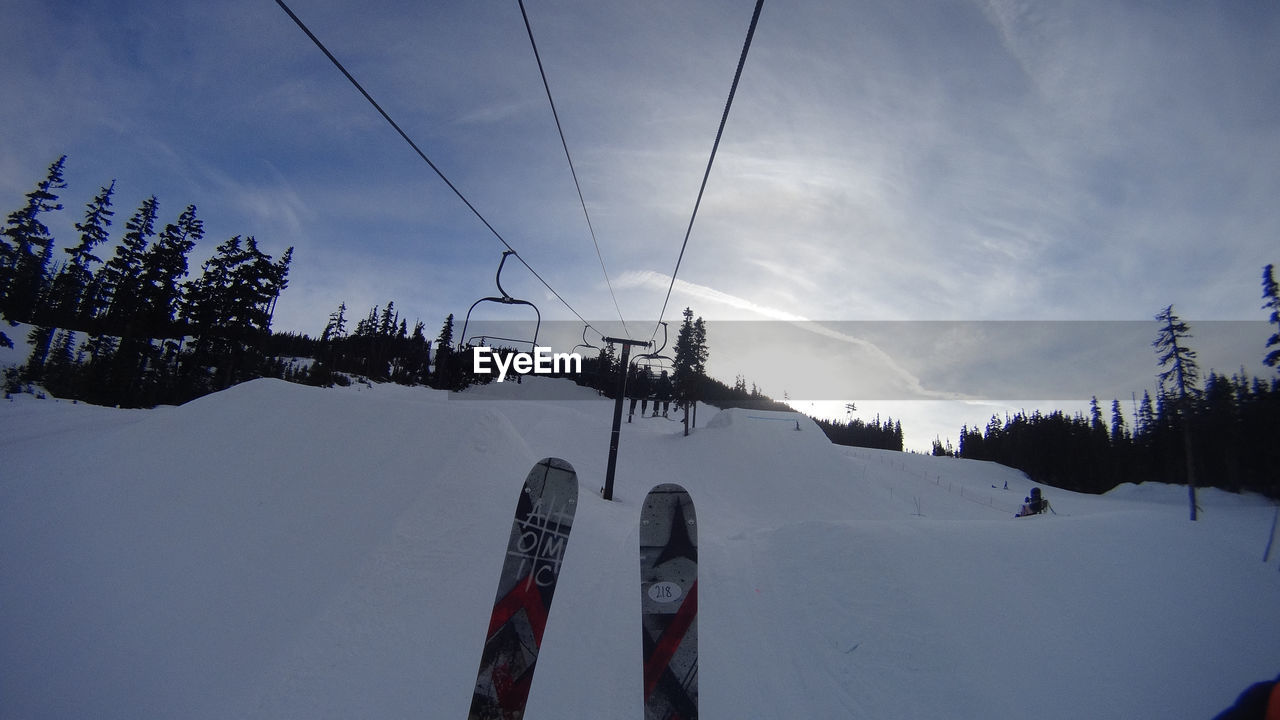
[379,301,397,337]
[321,302,347,342]
[181,235,291,395]
[1089,396,1107,437]
[90,197,162,403]
[1262,264,1280,371]
[98,196,159,327]
[1110,398,1129,444]
[672,307,710,434]
[401,319,430,385]
[1153,304,1202,520]
[437,313,454,349]
[121,204,202,400]
[1154,305,1201,403]
[138,204,201,335]
[1,156,67,324]
[1137,390,1156,438]
[43,328,80,395]
[433,314,456,389]
[50,180,115,326]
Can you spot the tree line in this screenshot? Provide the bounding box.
[942,278,1280,501]
[816,404,904,452]
[1,157,292,406]
[2,158,903,451]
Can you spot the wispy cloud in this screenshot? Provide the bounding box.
[613,270,955,400]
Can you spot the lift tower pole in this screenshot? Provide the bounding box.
[601,336,652,500]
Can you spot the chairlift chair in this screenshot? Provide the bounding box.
[460,250,541,350]
[629,321,675,373]
[571,325,602,357]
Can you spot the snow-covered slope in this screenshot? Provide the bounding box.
[2,377,1277,719]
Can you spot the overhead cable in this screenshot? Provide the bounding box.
[518,0,631,339]
[272,0,594,329]
[652,0,765,343]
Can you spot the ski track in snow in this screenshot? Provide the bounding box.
[2,377,1279,719]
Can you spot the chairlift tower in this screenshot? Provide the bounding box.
[601,335,652,501]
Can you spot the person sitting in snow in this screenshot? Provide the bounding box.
[1016,487,1047,517]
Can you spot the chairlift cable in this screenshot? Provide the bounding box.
[518,0,630,339]
[272,0,594,330]
[651,0,765,344]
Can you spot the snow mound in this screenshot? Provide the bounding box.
[1106,481,1276,507]
[703,407,830,448]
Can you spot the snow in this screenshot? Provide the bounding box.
[2,376,1278,719]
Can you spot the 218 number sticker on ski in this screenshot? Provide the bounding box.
[647,581,684,603]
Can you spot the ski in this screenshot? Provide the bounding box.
[640,483,698,720]
[468,457,578,720]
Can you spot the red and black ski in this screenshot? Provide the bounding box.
[468,458,578,720]
[640,483,698,720]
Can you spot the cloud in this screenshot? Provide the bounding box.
[613,270,952,399]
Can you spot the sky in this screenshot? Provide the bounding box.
[3,0,1278,450]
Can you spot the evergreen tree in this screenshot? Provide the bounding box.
[181,235,291,395]
[1153,304,1202,520]
[51,180,115,325]
[1262,264,1280,371]
[125,204,201,400]
[672,307,709,434]
[43,328,80,396]
[353,306,376,338]
[1202,371,1244,491]
[379,301,397,337]
[93,197,161,403]
[437,313,454,348]
[1137,390,1156,438]
[432,314,457,389]
[97,196,159,327]
[1110,398,1129,444]
[1154,305,1200,403]
[0,156,67,324]
[321,302,347,342]
[139,204,201,335]
[399,320,430,385]
[1089,396,1107,436]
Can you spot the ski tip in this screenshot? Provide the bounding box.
[535,456,575,473]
